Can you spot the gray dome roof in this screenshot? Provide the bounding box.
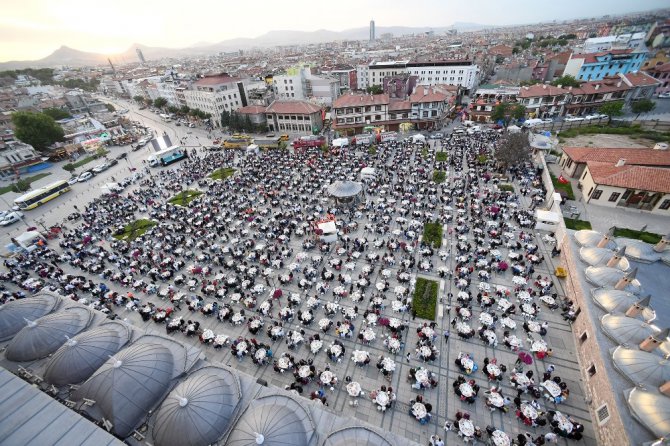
[323,426,393,446]
[612,346,670,387]
[0,293,60,341]
[616,238,663,263]
[574,230,616,249]
[73,342,174,438]
[625,388,670,439]
[5,307,93,362]
[153,366,241,446]
[579,247,630,270]
[585,266,642,294]
[591,289,656,322]
[328,181,362,198]
[601,313,665,346]
[226,395,314,446]
[43,321,131,386]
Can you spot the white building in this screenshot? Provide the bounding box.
[0,140,42,179]
[182,75,249,127]
[581,32,648,53]
[272,68,340,105]
[273,74,305,100]
[366,60,480,93]
[356,65,370,90]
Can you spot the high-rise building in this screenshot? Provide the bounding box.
[370,20,375,42]
[136,48,146,64]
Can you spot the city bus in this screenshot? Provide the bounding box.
[13,180,72,210]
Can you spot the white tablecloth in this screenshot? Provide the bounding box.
[459,419,474,437]
[543,380,562,397]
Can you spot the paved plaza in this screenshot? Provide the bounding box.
[2,133,596,446]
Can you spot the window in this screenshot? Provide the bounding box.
[659,199,670,210]
[581,171,588,180]
[591,190,602,200]
[374,115,381,121]
[608,192,620,202]
[587,364,597,377]
[579,332,588,344]
[596,404,610,425]
[375,105,381,111]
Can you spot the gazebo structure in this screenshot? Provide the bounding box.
[327,181,363,207]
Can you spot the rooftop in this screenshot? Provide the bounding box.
[193,75,242,87]
[586,161,670,194]
[332,93,390,108]
[518,84,570,98]
[236,105,267,114]
[562,147,670,167]
[266,100,322,115]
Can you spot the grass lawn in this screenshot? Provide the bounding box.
[422,221,443,248]
[412,277,438,320]
[168,190,203,206]
[113,219,156,240]
[613,227,662,244]
[0,172,52,195]
[209,168,235,181]
[368,146,377,155]
[550,173,575,200]
[435,152,448,162]
[433,170,446,184]
[557,125,670,143]
[564,218,592,230]
[498,183,514,192]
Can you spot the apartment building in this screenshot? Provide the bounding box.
[332,94,390,132]
[366,60,480,93]
[183,75,249,128]
[469,85,521,122]
[518,84,571,118]
[265,100,323,133]
[563,49,647,81]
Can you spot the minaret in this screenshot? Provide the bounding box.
[624,295,651,318]
[614,267,637,290]
[596,227,615,248]
[653,234,669,253]
[606,246,626,268]
[639,328,670,352]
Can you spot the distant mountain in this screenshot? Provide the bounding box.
[0,22,492,70]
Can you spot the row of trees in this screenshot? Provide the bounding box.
[135,96,212,121]
[221,111,265,133]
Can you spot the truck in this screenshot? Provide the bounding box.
[147,145,187,167]
[253,137,281,150]
[292,135,325,149]
[159,113,171,122]
[223,135,253,149]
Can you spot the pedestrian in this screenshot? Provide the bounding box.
[412,309,417,320]
[406,352,411,362]
[546,364,555,374]
[443,329,450,341]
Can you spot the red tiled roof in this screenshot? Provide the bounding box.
[193,75,241,86]
[563,147,670,167]
[620,72,661,87]
[586,161,670,194]
[410,85,449,103]
[518,84,569,98]
[236,105,267,114]
[647,62,670,73]
[577,48,634,64]
[265,100,321,115]
[389,100,411,111]
[332,94,390,108]
[570,80,630,95]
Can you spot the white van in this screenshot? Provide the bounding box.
[522,118,544,128]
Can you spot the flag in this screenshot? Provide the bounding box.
[558,175,569,184]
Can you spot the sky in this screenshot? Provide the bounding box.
[0,0,668,62]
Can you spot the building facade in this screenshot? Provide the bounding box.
[367,60,479,93]
[563,49,647,81]
[645,62,670,95]
[0,139,42,179]
[183,75,249,128]
[265,100,323,133]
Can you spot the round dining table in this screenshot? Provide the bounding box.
[458,419,475,437]
[346,381,362,397]
[491,430,511,446]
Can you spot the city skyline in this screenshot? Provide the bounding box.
[0,0,668,62]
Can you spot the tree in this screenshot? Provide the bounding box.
[11,111,65,152]
[630,98,656,119]
[550,75,581,88]
[491,103,526,125]
[105,103,116,112]
[133,95,145,103]
[512,47,520,55]
[366,84,383,94]
[599,100,625,124]
[243,115,254,133]
[42,108,71,120]
[495,133,531,170]
[221,110,231,127]
[153,97,168,108]
[167,105,180,114]
[180,105,190,115]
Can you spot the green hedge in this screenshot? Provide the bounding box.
[413,277,438,320]
[0,172,51,195]
[550,173,575,200]
[558,125,670,143]
[435,152,448,162]
[209,168,235,181]
[113,219,156,240]
[564,218,592,230]
[498,183,514,192]
[63,150,110,171]
[168,190,203,206]
[433,170,446,184]
[613,227,662,244]
[422,221,443,248]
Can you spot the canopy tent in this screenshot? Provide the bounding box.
[332,138,350,148]
[534,209,560,232]
[0,292,61,341]
[528,132,558,151]
[327,181,362,199]
[152,366,241,446]
[44,321,131,386]
[625,387,670,439]
[5,307,93,362]
[507,125,521,134]
[612,346,670,387]
[360,167,376,180]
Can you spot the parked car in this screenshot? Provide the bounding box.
[564,116,584,122]
[430,132,445,139]
[116,152,128,160]
[658,92,670,99]
[92,163,108,173]
[107,159,119,166]
[0,211,24,226]
[78,172,93,182]
[68,176,79,186]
